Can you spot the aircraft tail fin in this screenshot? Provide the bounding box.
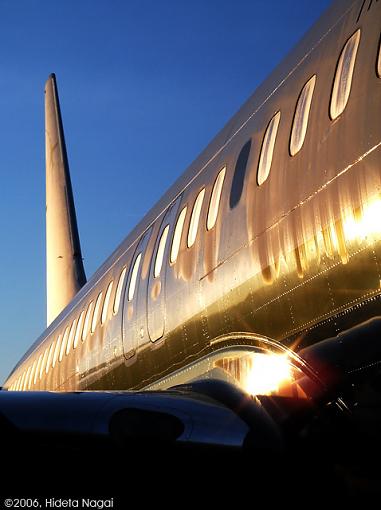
[45,74,86,326]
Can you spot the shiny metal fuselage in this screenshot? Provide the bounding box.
[5,0,381,391]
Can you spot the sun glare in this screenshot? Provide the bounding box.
[244,353,293,396]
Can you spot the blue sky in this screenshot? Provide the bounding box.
[0,0,332,384]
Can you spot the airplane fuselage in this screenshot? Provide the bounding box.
[5,0,381,393]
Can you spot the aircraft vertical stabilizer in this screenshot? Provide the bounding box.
[45,74,86,326]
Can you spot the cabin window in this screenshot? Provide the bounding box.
[154,225,170,278]
[208,166,226,229]
[39,351,46,380]
[187,188,205,247]
[29,360,37,388]
[229,140,251,209]
[27,367,33,389]
[330,30,360,120]
[290,75,316,156]
[28,364,34,389]
[20,374,25,390]
[52,334,61,368]
[128,253,142,301]
[34,354,42,384]
[46,341,55,374]
[170,206,187,263]
[19,372,25,390]
[40,347,49,380]
[66,319,77,355]
[59,326,70,362]
[113,267,127,314]
[82,301,94,341]
[24,367,31,389]
[257,111,281,186]
[73,311,84,348]
[91,292,103,334]
[23,371,28,390]
[101,281,114,325]
[24,371,29,389]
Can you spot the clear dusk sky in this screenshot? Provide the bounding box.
[0,0,332,384]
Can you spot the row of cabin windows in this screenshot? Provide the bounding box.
[230,29,361,201]
[152,164,227,278]
[9,268,128,391]
[161,28,363,272]
[9,164,229,391]
[7,29,371,391]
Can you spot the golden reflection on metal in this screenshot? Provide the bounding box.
[151,280,161,300]
[258,195,381,285]
[342,198,381,243]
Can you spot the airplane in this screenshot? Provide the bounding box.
[1,0,381,495]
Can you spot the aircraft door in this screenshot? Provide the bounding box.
[122,228,152,359]
[147,197,181,342]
